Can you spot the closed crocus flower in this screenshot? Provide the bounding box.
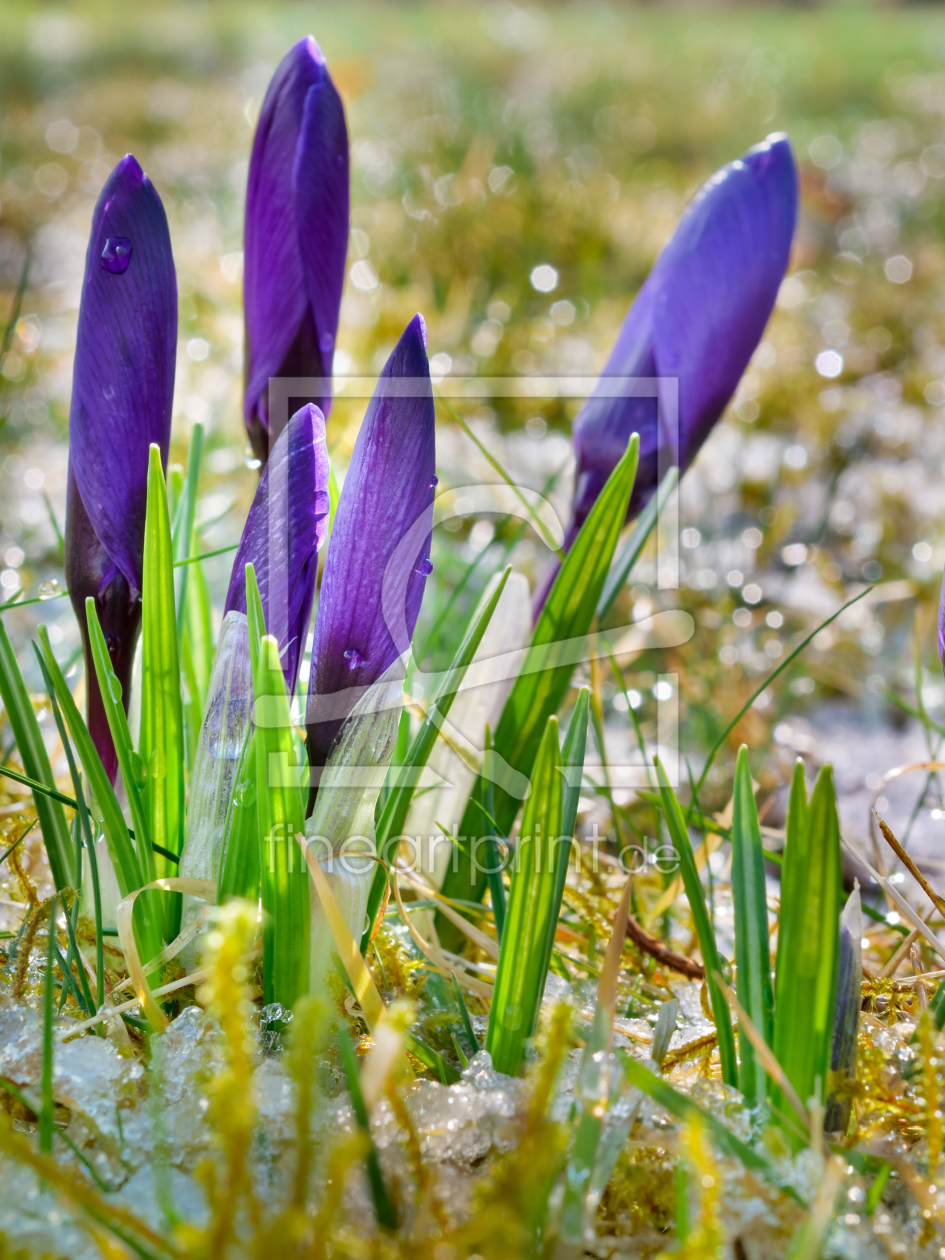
[244,36,349,466]
[179,405,330,953]
[305,314,435,802]
[569,133,797,543]
[225,402,331,695]
[65,155,177,783]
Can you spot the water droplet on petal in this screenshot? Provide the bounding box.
[100,237,132,274]
[429,475,438,488]
[335,153,344,167]
[343,648,363,671]
[319,331,334,353]
[38,580,62,600]
[243,442,262,470]
[417,558,434,576]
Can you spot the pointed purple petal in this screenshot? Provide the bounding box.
[569,133,797,532]
[68,154,177,596]
[226,403,330,694]
[306,314,435,771]
[244,37,349,458]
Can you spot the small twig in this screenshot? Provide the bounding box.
[625,912,705,980]
[875,812,945,919]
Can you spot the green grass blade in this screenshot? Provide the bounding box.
[486,715,563,1076]
[480,726,506,941]
[774,763,841,1113]
[730,745,774,1102]
[40,896,56,1153]
[655,757,737,1087]
[404,1031,461,1084]
[139,446,186,939]
[361,566,512,946]
[439,435,639,935]
[217,727,261,904]
[539,687,589,987]
[35,627,143,898]
[621,1057,805,1206]
[171,422,203,640]
[181,551,214,770]
[84,599,153,871]
[337,1029,397,1229]
[774,760,808,987]
[252,628,309,1007]
[451,971,479,1054]
[597,466,678,620]
[0,614,72,889]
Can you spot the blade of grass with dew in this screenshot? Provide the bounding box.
[486,714,563,1076]
[694,586,871,799]
[621,1057,806,1206]
[0,613,72,889]
[337,1028,397,1229]
[774,763,841,1117]
[655,756,737,1086]
[597,465,678,620]
[730,745,774,1102]
[362,567,512,947]
[247,564,309,1007]
[439,435,639,940]
[139,446,186,940]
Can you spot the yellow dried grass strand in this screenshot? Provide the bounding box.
[295,832,385,1031]
[115,877,216,1033]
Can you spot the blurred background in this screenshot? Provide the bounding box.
[4,1,945,874]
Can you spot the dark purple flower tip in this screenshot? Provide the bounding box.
[68,154,177,599]
[225,403,330,695]
[305,314,435,780]
[65,154,176,779]
[243,37,349,465]
[569,132,798,535]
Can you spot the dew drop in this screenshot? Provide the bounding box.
[243,442,262,470]
[100,237,133,274]
[343,648,363,671]
[417,558,434,576]
[429,475,438,488]
[37,580,62,600]
[129,751,147,789]
[319,331,334,353]
[235,776,256,808]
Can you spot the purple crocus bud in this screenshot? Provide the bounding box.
[244,36,349,466]
[224,403,331,695]
[65,155,176,782]
[305,314,435,794]
[569,133,797,543]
